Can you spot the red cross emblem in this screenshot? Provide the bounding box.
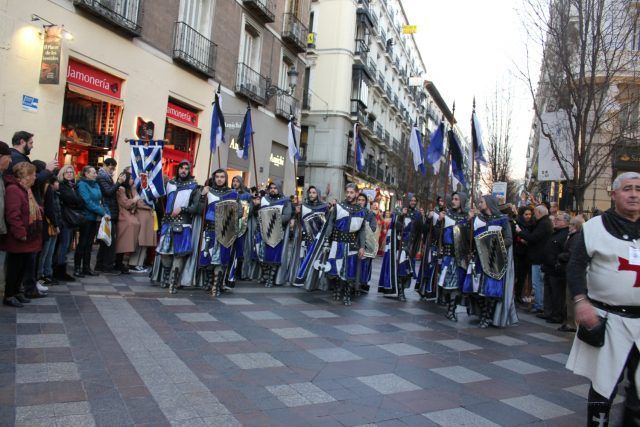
[617,257,640,287]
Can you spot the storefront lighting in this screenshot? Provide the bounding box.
[264,67,299,102]
[30,14,74,41]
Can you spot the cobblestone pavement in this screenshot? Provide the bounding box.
[0,259,626,426]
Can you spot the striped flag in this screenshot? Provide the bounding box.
[129,140,165,205]
[426,122,445,175]
[210,84,225,152]
[471,110,487,166]
[236,106,253,160]
[354,123,365,172]
[287,117,300,163]
[409,124,426,176]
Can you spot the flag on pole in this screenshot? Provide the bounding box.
[129,140,165,205]
[471,110,487,166]
[210,84,225,152]
[353,123,365,172]
[409,124,426,176]
[447,130,466,187]
[425,122,445,174]
[236,106,253,160]
[287,118,300,163]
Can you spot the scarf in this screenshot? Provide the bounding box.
[602,207,640,241]
[20,182,42,225]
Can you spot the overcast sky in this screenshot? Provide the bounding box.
[401,0,540,180]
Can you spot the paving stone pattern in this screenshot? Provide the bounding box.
[0,258,624,426]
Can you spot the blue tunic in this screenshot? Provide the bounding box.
[255,196,290,265]
[157,180,198,257]
[296,203,328,281]
[199,189,239,268]
[438,212,469,293]
[327,203,365,282]
[465,215,509,299]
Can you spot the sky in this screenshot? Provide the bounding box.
[401,0,541,180]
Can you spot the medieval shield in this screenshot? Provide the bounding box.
[364,223,379,258]
[474,229,507,280]
[215,200,239,248]
[453,224,471,269]
[238,200,250,236]
[259,206,284,247]
[303,212,326,238]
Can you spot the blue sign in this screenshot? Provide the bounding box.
[21,95,39,112]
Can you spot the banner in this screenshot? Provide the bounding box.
[537,111,574,181]
[492,182,507,203]
[402,25,417,34]
[39,26,62,84]
[129,140,165,205]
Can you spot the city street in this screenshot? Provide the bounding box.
[0,259,624,427]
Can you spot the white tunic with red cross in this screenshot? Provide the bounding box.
[566,215,640,398]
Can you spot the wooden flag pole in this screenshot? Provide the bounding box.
[352,123,358,180]
[250,132,259,189]
[469,98,477,249]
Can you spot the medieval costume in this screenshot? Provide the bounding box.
[358,202,378,294]
[154,161,202,294]
[254,184,292,287]
[325,195,366,306]
[294,187,330,291]
[378,199,423,301]
[466,195,513,328]
[436,192,471,322]
[227,176,252,285]
[198,170,240,297]
[416,196,445,300]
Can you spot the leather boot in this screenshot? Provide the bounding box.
[214,271,223,297]
[446,301,458,322]
[398,283,407,302]
[342,282,352,306]
[169,268,179,294]
[160,266,172,288]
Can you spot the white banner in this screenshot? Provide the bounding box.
[537,111,574,181]
[492,182,507,203]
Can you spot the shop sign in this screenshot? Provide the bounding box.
[67,59,123,98]
[270,153,285,168]
[21,95,39,112]
[167,102,199,127]
[39,26,62,85]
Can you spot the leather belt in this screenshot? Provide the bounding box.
[331,230,358,244]
[590,298,640,318]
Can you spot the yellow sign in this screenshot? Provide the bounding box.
[307,32,315,45]
[402,25,417,34]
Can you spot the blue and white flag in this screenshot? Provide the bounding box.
[426,122,445,174]
[447,130,466,188]
[129,140,165,205]
[409,124,426,176]
[471,110,487,166]
[236,106,253,160]
[287,118,300,163]
[354,123,365,172]
[210,85,225,152]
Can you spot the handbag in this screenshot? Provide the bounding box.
[577,315,608,347]
[62,206,86,227]
[171,224,184,233]
[97,216,112,247]
[46,218,58,237]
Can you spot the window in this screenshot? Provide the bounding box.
[286,0,301,16]
[241,20,261,70]
[279,55,294,89]
[179,0,214,35]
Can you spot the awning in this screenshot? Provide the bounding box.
[166,117,202,134]
[67,83,124,107]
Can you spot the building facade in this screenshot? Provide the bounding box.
[0,0,309,194]
[300,0,451,207]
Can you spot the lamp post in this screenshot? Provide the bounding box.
[265,67,299,102]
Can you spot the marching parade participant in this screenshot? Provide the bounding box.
[255,182,292,288]
[154,161,203,294]
[293,186,329,290]
[325,183,366,306]
[416,196,446,300]
[467,195,513,328]
[356,193,378,294]
[227,175,252,284]
[379,196,423,301]
[198,169,239,297]
[436,192,471,322]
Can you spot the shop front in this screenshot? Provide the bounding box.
[269,143,287,190]
[59,59,124,170]
[163,101,201,177]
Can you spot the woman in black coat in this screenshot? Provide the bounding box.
[52,165,84,281]
[514,206,535,304]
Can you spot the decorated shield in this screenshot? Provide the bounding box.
[215,200,239,248]
[258,206,284,247]
[303,212,326,238]
[139,172,149,190]
[474,229,507,280]
[364,223,379,258]
[453,224,471,269]
[238,200,250,236]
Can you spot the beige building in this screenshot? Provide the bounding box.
[0,0,309,195]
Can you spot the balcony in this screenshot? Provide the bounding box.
[384,83,392,100]
[376,166,384,181]
[350,100,367,124]
[173,22,217,78]
[376,72,385,89]
[73,0,142,36]
[364,118,375,134]
[392,137,400,152]
[379,29,386,48]
[235,62,267,104]
[614,137,640,171]
[354,38,369,64]
[282,13,308,53]
[367,58,377,80]
[276,92,300,120]
[243,0,275,23]
[384,131,390,146]
[356,0,374,28]
[375,123,384,140]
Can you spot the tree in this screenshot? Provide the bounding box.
[520,0,640,211]
[482,85,514,197]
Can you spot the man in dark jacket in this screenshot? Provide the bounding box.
[95,158,125,273]
[516,204,554,313]
[8,131,57,184]
[540,212,570,323]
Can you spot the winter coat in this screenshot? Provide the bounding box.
[77,178,108,222]
[115,187,141,254]
[96,168,120,221]
[514,216,535,257]
[0,175,43,253]
[6,148,52,184]
[542,226,570,277]
[519,215,553,265]
[136,202,156,248]
[58,179,84,228]
[0,175,6,235]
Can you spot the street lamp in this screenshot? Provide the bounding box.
[265,67,299,102]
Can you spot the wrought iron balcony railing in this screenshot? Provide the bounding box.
[73,0,142,36]
[282,13,308,53]
[354,38,369,63]
[375,123,384,140]
[235,62,267,104]
[173,21,217,78]
[384,131,390,146]
[276,92,300,120]
[242,0,275,23]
